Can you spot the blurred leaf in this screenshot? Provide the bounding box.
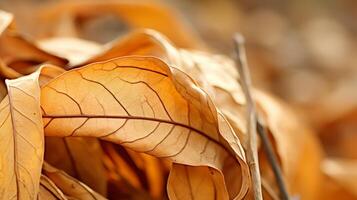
[39,0,204,48]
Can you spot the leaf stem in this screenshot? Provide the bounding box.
[233,34,263,200]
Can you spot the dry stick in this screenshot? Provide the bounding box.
[257,121,290,200]
[233,34,290,200]
[233,34,263,200]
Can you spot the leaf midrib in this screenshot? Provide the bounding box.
[42,114,232,156]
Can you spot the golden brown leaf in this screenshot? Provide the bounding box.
[40,56,249,199]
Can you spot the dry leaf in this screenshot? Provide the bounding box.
[0,66,61,199]
[40,56,249,199]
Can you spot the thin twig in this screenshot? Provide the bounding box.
[257,121,290,200]
[233,33,290,200]
[233,34,263,200]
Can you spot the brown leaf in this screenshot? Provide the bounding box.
[41,56,249,199]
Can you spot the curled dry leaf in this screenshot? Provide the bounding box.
[40,56,249,199]
[0,65,63,199]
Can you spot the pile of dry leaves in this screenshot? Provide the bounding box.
[0,1,355,200]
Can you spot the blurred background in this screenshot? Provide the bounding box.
[1,0,357,197]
